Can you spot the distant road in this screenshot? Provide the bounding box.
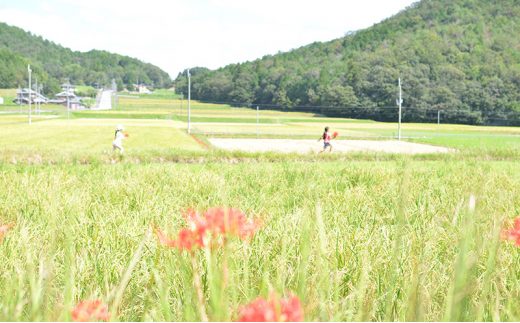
[92,90,112,110]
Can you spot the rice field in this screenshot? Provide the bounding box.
[1,160,520,321]
[0,123,199,151]
[3,89,520,322]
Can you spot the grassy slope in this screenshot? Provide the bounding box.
[1,160,519,321]
[75,85,95,92]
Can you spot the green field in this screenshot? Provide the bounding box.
[2,160,520,321]
[75,85,96,92]
[0,123,200,151]
[3,88,520,321]
[120,89,182,100]
[3,86,520,156]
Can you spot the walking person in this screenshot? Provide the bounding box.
[112,125,127,154]
[317,126,333,155]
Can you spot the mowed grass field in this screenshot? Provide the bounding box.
[2,161,520,321]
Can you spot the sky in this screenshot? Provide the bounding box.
[0,0,417,79]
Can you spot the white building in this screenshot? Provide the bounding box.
[133,84,153,94]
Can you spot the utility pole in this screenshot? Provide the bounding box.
[19,85,22,114]
[28,65,32,125]
[111,78,117,110]
[438,110,440,137]
[39,84,44,115]
[397,78,402,140]
[66,82,70,125]
[188,69,191,134]
[257,106,259,137]
[35,77,38,116]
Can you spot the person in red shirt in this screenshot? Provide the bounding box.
[317,126,333,155]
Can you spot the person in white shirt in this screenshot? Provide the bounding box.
[113,125,126,154]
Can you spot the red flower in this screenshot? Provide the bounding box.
[0,223,12,243]
[203,207,261,240]
[332,132,338,138]
[185,209,209,233]
[237,293,303,322]
[502,217,520,246]
[124,134,129,138]
[72,299,110,322]
[155,227,208,252]
[156,207,261,251]
[279,294,303,322]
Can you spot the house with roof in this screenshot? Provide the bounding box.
[61,83,77,93]
[48,90,85,109]
[55,91,77,101]
[133,84,154,94]
[14,88,48,104]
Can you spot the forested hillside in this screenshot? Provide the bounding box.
[175,0,520,125]
[0,23,171,96]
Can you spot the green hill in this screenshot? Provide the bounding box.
[0,22,171,97]
[175,0,520,125]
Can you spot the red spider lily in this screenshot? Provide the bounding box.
[154,227,208,252]
[502,217,520,246]
[185,209,209,233]
[0,223,12,243]
[72,299,110,322]
[333,132,338,138]
[278,294,303,322]
[124,134,129,138]
[203,207,261,240]
[237,293,303,322]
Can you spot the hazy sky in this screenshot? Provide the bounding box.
[0,0,417,78]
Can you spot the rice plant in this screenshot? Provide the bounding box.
[1,159,520,321]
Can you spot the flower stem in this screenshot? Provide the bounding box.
[223,236,229,289]
[191,252,208,322]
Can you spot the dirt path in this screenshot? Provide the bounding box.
[208,138,452,154]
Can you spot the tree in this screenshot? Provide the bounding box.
[0,22,171,95]
[323,85,358,107]
[116,79,124,92]
[126,82,135,92]
[169,0,520,125]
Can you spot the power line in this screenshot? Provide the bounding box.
[191,99,520,116]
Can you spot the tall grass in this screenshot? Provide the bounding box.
[1,160,520,321]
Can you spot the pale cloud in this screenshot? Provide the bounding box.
[0,8,73,45]
[39,2,55,13]
[0,0,417,78]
